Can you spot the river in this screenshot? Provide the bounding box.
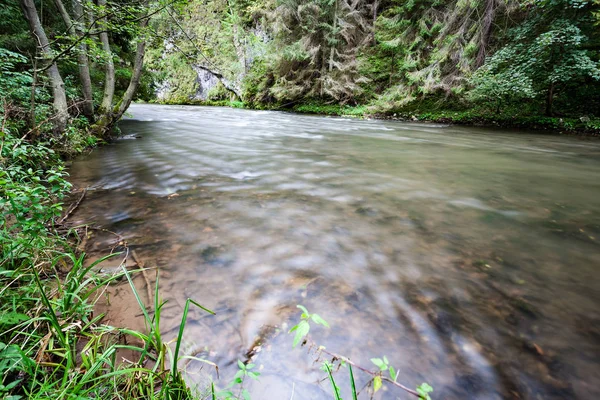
[69,104,600,399]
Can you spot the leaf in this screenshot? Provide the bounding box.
[373,376,382,393]
[389,366,397,381]
[383,356,389,365]
[371,358,387,371]
[0,312,29,326]
[297,304,310,318]
[237,360,245,370]
[417,382,434,399]
[217,390,234,398]
[292,320,310,348]
[311,313,329,328]
[242,388,251,400]
[234,370,245,380]
[248,371,260,380]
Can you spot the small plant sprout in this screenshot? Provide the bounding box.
[215,360,260,400]
[371,356,392,392]
[417,382,434,400]
[289,305,329,348]
[371,355,399,386]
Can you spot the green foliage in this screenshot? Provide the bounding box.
[470,0,600,115]
[288,305,329,348]
[417,382,434,400]
[149,0,599,128]
[214,360,260,399]
[0,48,33,107]
[0,132,71,261]
[469,54,536,113]
[293,102,366,116]
[289,305,434,399]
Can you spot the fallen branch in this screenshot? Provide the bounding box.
[131,249,153,305]
[58,188,87,224]
[314,346,422,398]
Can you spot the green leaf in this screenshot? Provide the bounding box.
[389,366,397,381]
[292,320,310,348]
[310,313,329,327]
[242,388,251,400]
[237,360,246,370]
[248,371,260,380]
[234,370,245,380]
[371,358,387,371]
[373,376,382,392]
[417,382,434,400]
[0,312,29,326]
[297,305,310,318]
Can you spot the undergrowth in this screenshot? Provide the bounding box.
[0,125,212,399]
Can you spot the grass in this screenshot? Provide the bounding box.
[0,245,214,399]
[0,128,217,399]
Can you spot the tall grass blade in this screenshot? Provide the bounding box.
[172,298,215,381]
[349,364,358,400]
[324,362,342,400]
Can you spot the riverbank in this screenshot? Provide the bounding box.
[0,129,199,398]
[156,99,600,135]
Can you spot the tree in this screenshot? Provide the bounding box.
[19,0,69,133]
[16,0,157,136]
[53,0,95,120]
[261,0,371,103]
[471,0,600,115]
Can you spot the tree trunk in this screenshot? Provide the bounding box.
[20,0,69,133]
[114,18,149,121]
[476,0,496,68]
[53,0,94,120]
[98,0,115,114]
[72,0,95,120]
[545,82,555,116]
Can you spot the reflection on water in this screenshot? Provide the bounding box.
[69,104,600,399]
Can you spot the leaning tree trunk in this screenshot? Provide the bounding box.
[113,19,149,121]
[98,0,115,114]
[53,0,95,120]
[20,0,69,133]
[72,0,94,120]
[94,18,149,136]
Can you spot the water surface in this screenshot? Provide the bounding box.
[70,104,600,399]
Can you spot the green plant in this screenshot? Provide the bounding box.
[288,305,329,348]
[417,382,434,400]
[214,360,260,400]
[371,355,399,392]
[290,305,434,399]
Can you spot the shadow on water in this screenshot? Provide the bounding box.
[69,104,600,399]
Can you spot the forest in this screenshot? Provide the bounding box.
[1,0,600,399]
[147,0,600,130]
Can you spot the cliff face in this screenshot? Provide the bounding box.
[192,66,220,100]
[147,0,600,120]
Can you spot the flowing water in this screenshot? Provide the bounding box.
[69,104,600,399]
